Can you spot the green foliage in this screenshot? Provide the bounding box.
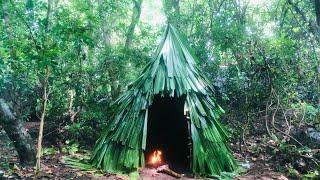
[62,141,79,155]
[287,167,300,178]
[42,147,58,156]
[270,141,320,178]
[0,0,319,177]
[291,102,319,124]
[303,170,319,179]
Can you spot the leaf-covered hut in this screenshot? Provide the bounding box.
[90,24,237,176]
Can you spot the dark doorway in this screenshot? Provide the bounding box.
[146,95,190,173]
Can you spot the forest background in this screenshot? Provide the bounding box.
[0,0,319,179]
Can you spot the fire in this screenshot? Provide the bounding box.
[149,150,162,165]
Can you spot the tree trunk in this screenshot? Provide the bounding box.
[98,0,122,100]
[315,0,320,26]
[0,99,36,166]
[35,0,52,173]
[110,77,121,100]
[125,0,143,49]
[35,66,50,173]
[163,0,180,28]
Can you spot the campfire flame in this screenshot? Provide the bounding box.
[149,150,162,165]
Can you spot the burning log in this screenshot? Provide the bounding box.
[146,150,183,178]
[156,165,183,178]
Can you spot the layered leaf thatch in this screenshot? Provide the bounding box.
[90,24,237,176]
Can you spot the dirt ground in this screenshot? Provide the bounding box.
[0,130,287,179]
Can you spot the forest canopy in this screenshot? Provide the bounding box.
[0,0,319,179]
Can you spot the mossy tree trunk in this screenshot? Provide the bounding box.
[0,99,36,166]
[125,0,143,49]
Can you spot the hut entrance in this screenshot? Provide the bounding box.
[146,95,190,173]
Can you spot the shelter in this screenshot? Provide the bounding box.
[90,25,237,176]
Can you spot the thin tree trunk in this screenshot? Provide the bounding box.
[35,66,50,174]
[125,0,143,49]
[35,0,52,173]
[0,99,36,166]
[315,0,320,117]
[315,0,320,26]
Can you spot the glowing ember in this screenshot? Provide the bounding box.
[149,150,162,165]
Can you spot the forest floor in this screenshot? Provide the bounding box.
[0,129,288,180]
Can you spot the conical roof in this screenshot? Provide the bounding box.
[90,25,237,177]
[129,25,211,96]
